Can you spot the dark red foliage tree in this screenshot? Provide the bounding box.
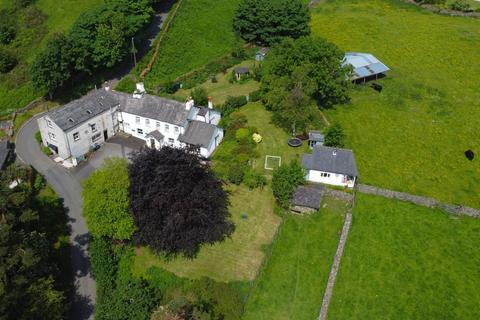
[128,147,234,257]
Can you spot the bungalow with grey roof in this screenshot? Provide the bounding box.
[301,145,358,188]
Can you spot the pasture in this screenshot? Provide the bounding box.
[243,195,347,320]
[311,0,480,208]
[329,193,480,319]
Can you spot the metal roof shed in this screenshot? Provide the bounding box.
[343,52,390,82]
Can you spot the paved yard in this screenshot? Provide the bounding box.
[72,135,145,181]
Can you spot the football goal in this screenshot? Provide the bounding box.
[264,155,282,170]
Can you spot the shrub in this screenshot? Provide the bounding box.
[41,146,53,156]
[222,95,248,117]
[0,24,16,44]
[450,0,472,12]
[235,127,250,143]
[272,161,305,207]
[228,163,246,185]
[191,87,208,106]
[244,169,267,189]
[35,131,42,144]
[252,133,262,143]
[0,49,17,73]
[324,123,345,148]
[249,89,262,102]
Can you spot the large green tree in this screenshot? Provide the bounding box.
[234,0,310,45]
[0,167,67,319]
[30,33,75,98]
[271,161,305,207]
[83,158,135,240]
[261,37,350,132]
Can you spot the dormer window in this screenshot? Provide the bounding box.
[68,118,75,123]
[86,110,92,114]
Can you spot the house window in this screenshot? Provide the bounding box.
[92,133,101,142]
[156,121,161,128]
[46,119,53,128]
[174,126,179,133]
[137,128,143,135]
[135,116,140,124]
[145,119,150,127]
[90,123,97,133]
[168,138,174,144]
[48,132,56,141]
[165,124,170,132]
[73,132,80,141]
[321,172,331,178]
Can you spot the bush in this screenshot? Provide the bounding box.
[249,89,262,102]
[222,95,248,117]
[191,87,208,106]
[244,169,267,189]
[272,161,305,207]
[35,131,42,144]
[0,24,16,44]
[450,0,472,12]
[324,123,345,148]
[235,127,250,143]
[228,163,246,185]
[41,146,53,156]
[0,49,17,73]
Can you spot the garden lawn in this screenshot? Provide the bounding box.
[144,0,239,88]
[243,195,347,320]
[0,0,102,114]
[133,184,281,282]
[311,0,480,208]
[329,193,480,319]
[173,60,260,104]
[238,103,310,173]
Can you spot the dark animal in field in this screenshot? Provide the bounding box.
[465,150,474,161]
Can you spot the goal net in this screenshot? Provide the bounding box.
[264,155,282,170]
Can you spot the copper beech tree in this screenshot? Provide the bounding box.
[128,147,234,258]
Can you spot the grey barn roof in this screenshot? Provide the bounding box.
[302,146,358,177]
[234,67,250,74]
[309,131,325,142]
[179,120,216,148]
[291,185,324,209]
[113,91,189,126]
[48,90,118,131]
[146,130,164,141]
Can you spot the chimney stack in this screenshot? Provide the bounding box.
[186,96,194,111]
[208,96,213,109]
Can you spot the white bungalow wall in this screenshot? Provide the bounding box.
[306,169,355,188]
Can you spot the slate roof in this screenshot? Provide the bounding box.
[309,131,325,142]
[343,52,390,80]
[48,90,118,131]
[197,107,208,116]
[291,185,324,209]
[146,130,164,141]
[0,140,10,169]
[234,67,250,74]
[179,120,217,148]
[302,146,358,177]
[113,91,189,126]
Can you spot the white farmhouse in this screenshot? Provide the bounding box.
[301,146,358,188]
[37,85,224,165]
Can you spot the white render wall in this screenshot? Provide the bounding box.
[118,111,185,148]
[306,169,354,188]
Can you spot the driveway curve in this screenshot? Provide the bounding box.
[16,115,95,320]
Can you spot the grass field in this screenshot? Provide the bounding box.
[328,193,480,319]
[0,0,102,114]
[310,0,480,208]
[238,103,311,173]
[173,60,260,104]
[133,185,281,282]
[144,0,239,88]
[243,195,347,320]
